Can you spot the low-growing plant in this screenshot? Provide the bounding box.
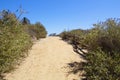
[24,22,47,40]
[82,19,120,80]
[0,9,47,80]
[83,50,120,80]
[60,29,87,45]
[0,26,32,73]
[0,27,32,80]
[0,12,32,70]
[60,18,120,80]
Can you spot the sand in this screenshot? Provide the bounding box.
[5,37,84,80]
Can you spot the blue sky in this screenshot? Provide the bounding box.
[0,0,120,34]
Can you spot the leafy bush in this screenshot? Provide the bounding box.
[0,26,32,74]
[84,50,120,80]
[83,19,120,80]
[0,10,32,78]
[60,29,87,46]
[0,9,47,80]
[60,18,120,80]
[23,22,47,40]
[34,22,47,38]
[76,28,100,50]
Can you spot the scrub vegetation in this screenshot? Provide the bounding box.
[60,18,120,80]
[0,10,47,80]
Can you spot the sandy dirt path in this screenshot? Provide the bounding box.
[5,37,84,80]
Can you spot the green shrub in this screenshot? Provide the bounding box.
[0,25,32,73]
[24,22,47,40]
[82,19,120,80]
[60,18,120,80]
[0,9,47,80]
[60,29,86,45]
[79,28,100,50]
[0,10,33,80]
[84,50,120,80]
[34,22,47,38]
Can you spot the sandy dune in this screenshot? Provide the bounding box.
[5,37,84,80]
